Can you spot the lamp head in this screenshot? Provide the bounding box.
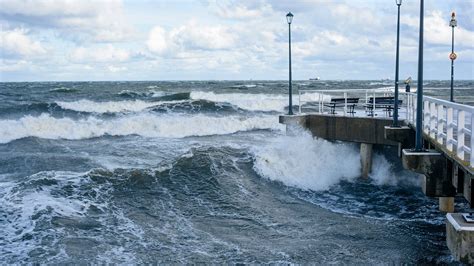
[286,12,293,24]
[396,0,402,6]
[450,11,457,27]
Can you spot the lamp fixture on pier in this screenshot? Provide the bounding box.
[449,11,457,102]
[393,0,402,127]
[286,12,294,115]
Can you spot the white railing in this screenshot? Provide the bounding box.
[406,92,473,167]
[298,88,395,116]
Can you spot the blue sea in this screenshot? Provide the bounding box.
[0,80,473,263]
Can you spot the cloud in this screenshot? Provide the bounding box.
[208,0,272,19]
[146,26,168,55]
[0,59,31,71]
[0,28,46,58]
[0,0,133,42]
[107,65,127,72]
[402,11,474,48]
[147,21,238,55]
[69,45,130,63]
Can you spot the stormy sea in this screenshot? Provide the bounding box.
[1,80,473,264]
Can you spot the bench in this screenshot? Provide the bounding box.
[365,96,403,116]
[324,97,359,114]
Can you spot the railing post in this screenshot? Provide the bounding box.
[437,104,444,144]
[423,101,429,134]
[344,92,347,116]
[430,102,436,139]
[298,91,302,114]
[372,91,376,115]
[457,110,465,160]
[318,93,321,113]
[447,107,454,151]
[471,112,474,167]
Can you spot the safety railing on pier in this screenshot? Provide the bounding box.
[406,93,473,167]
[298,88,396,117]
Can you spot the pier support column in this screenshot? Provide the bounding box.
[402,149,456,197]
[360,143,373,178]
[439,197,455,213]
[447,213,474,264]
[384,126,415,157]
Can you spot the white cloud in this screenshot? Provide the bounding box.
[402,11,474,48]
[146,26,168,55]
[0,0,133,42]
[0,28,46,57]
[208,1,272,19]
[0,59,31,71]
[147,21,238,56]
[69,45,130,63]
[107,65,127,72]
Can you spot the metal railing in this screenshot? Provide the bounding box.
[406,92,473,167]
[298,88,394,116]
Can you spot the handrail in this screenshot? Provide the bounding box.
[298,88,395,116]
[298,89,473,168]
[406,92,473,167]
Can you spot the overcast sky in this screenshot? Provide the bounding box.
[1,0,473,81]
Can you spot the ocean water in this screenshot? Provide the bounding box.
[0,80,473,264]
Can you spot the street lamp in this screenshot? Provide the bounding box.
[286,12,294,115]
[415,0,424,151]
[449,11,457,102]
[393,0,402,127]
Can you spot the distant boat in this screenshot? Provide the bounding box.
[309,77,320,81]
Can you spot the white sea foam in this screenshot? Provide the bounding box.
[0,113,283,143]
[190,91,329,112]
[56,99,162,113]
[252,129,361,191]
[190,91,287,112]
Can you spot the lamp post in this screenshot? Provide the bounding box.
[286,12,294,115]
[415,0,424,151]
[393,0,402,127]
[449,12,457,102]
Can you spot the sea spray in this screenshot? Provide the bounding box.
[370,153,420,187]
[252,130,361,191]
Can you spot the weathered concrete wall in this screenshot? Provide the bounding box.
[447,213,474,264]
[280,114,398,146]
[402,149,456,197]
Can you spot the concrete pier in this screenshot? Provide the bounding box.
[360,143,373,178]
[447,213,474,264]
[279,90,474,264]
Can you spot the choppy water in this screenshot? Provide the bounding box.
[0,80,473,264]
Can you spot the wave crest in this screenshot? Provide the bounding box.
[252,130,361,191]
[0,114,283,143]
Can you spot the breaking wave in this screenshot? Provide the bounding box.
[190,91,287,112]
[190,91,330,112]
[56,99,186,114]
[0,113,283,143]
[252,130,361,191]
